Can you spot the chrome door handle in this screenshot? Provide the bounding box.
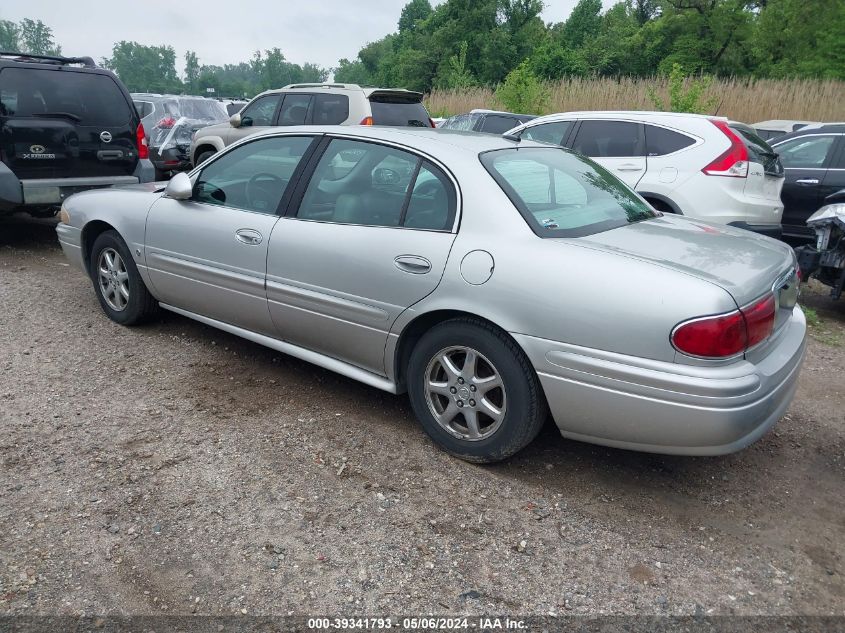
[394,255,432,274]
[616,164,643,171]
[235,228,263,245]
[795,178,819,185]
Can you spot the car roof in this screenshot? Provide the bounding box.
[752,119,819,129]
[770,123,845,143]
[250,83,423,100]
[244,125,548,156]
[527,110,724,122]
[469,109,536,118]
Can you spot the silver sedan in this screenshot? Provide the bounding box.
[56,126,806,462]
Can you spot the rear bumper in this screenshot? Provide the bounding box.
[0,159,154,210]
[150,146,191,172]
[514,306,807,455]
[727,221,783,240]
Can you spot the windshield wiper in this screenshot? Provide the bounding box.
[32,111,82,122]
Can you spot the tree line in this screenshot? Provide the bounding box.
[2,0,843,99]
[335,0,845,91]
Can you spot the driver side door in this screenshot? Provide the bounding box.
[229,94,282,144]
[144,134,318,335]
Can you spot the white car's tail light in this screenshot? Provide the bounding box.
[702,119,748,178]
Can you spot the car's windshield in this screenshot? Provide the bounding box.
[481,147,657,238]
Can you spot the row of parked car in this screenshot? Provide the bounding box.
[2,49,838,461]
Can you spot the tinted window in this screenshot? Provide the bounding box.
[479,115,521,134]
[521,121,573,146]
[570,120,642,157]
[313,94,349,125]
[481,147,656,238]
[403,163,456,230]
[369,96,430,127]
[775,135,837,168]
[193,136,313,214]
[297,139,454,230]
[240,94,280,127]
[644,125,696,156]
[278,94,312,125]
[0,68,131,126]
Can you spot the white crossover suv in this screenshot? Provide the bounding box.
[506,111,786,238]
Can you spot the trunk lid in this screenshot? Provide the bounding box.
[573,215,795,308]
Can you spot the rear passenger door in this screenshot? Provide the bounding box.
[568,120,646,188]
[266,137,459,374]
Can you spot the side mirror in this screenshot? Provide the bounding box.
[164,172,193,200]
[229,113,242,128]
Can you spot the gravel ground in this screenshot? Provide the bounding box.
[1,216,844,617]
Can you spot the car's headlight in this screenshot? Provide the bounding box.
[58,205,70,224]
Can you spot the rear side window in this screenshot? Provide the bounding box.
[134,100,153,118]
[570,120,643,157]
[369,95,430,127]
[521,121,572,146]
[278,94,312,126]
[313,94,349,125]
[644,125,696,156]
[481,147,656,238]
[0,68,132,126]
[477,115,518,134]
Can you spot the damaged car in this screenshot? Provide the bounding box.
[796,189,845,300]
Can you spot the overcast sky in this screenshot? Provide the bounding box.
[2,0,616,72]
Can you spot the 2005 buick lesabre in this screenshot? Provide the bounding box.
[56,126,806,462]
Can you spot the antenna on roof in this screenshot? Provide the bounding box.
[502,133,521,142]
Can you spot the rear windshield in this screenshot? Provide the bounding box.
[369,95,430,127]
[0,67,132,126]
[160,98,227,122]
[481,147,657,238]
[731,125,784,177]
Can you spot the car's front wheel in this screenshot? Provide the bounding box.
[407,318,546,463]
[90,230,159,326]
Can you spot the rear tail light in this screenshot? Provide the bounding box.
[702,119,748,178]
[359,116,374,126]
[429,118,436,128]
[136,123,149,159]
[671,294,776,358]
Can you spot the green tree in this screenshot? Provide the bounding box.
[104,42,181,93]
[494,60,549,114]
[399,0,433,32]
[561,0,602,47]
[0,19,21,51]
[438,41,477,88]
[184,50,200,91]
[18,18,60,55]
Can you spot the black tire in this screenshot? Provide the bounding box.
[407,317,546,463]
[194,150,215,167]
[89,230,159,326]
[646,197,675,214]
[154,167,170,181]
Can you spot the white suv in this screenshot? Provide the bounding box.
[505,111,785,238]
[191,83,433,166]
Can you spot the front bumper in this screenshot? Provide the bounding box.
[514,306,807,455]
[56,223,86,272]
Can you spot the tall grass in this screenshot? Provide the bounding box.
[426,76,845,123]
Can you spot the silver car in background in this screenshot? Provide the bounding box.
[55,127,806,463]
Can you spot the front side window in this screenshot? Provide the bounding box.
[278,94,312,126]
[775,135,836,168]
[297,139,455,230]
[481,147,656,238]
[521,121,573,146]
[193,136,314,214]
[240,94,280,127]
[570,120,643,158]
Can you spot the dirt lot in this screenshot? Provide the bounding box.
[1,216,844,617]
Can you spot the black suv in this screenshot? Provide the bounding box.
[0,51,153,217]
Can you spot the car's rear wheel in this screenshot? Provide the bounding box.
[407,318,546,463]
[195,150,215,167]
[90,231,159,326]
